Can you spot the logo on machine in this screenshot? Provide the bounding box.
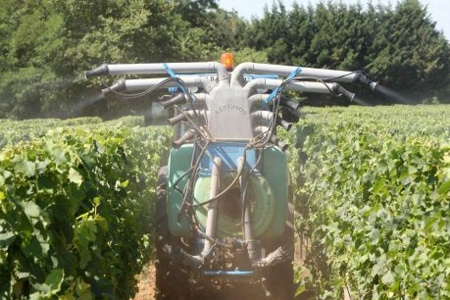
[214,104,248,116]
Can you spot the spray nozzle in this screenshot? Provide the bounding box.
[84,63,109,79]
[276,118,292,131]
[354,72,378,92]
[101,79,126,95]
[331,83,357,102]
[161,94,187,109]
[269,134,289,152]
[173,129,197,148]
[279,95,301,111]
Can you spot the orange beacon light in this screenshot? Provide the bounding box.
[220,53,233,71]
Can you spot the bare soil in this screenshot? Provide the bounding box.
[133,264,156,300]
[132,240,308,300]
[132,263,270,300]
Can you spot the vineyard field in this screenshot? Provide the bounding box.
[0,117,171,299]
[284,105,450,299]
[1,105,449,299]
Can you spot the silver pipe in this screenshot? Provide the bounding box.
[238,157,255,260]
[253,125,270,136]
[168,109,209,126]
[248,94,270,101]
[171,93,211,108]
[251,111,274,127]
[232,62,357,85]
[251,110,274,120]
[202,157,221,256]
[245,78,335,95]
[160,93,210,110]
[87,62,229,81]
[248,94,270,111]
[102,77,215,95]
[192,93,209,102]
[191,94,211,110]
[124,77,211,90]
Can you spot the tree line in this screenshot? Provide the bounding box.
[0,0,448,119]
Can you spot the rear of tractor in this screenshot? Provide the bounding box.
[85,55,380,299]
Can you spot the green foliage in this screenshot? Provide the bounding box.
[2,0,449,118]
[244,0,450,102]
[232,47,269,65]
[0,117,103,149]
[0,121,172,299]
[1,104,450,299]
[288,105,450,299]
[0,0,227,119]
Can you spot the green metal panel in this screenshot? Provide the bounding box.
[167,145,194,236]
[261,146,288,238]
[166,144,288,239]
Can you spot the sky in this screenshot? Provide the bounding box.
[218,0,450,41]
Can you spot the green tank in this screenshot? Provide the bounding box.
[166,143,289,239]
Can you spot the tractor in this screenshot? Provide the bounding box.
[85,54,380,299]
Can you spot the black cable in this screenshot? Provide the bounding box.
[172,143,198,209]
[192,149,248,208]
[173,166,195,196]
[177,141,210,220]
[257,72,363,141]
[103,76,202,120]
[102,77,182,98]
[240,149,262,236]
[195,228,233,249]
[291,76,336,94]
[264,71,361,105]
[317,70,362,82]
[250,81,285,148]
[252,72,362,149]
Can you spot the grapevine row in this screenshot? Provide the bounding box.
[0,105,449,299]
[0,124,171,299]
[286,105,450,299]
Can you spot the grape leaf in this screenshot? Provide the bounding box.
[68,168,83,185]
[14,159,36,177]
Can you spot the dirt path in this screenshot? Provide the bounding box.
[132,263,269,300]
[132,240,319,299]
[132,263,292,300]
[133,264,155,300]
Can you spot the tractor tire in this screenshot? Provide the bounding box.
[262,188,296,300]
[155,166,191,300]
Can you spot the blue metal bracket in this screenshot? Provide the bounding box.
[204,270,254,276]
[265,67,302,104]
[163,63,197,102]
[199,142,261,176]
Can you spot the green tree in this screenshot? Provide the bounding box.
[0,0,232,119]
[242,0,450,103]
[366,0,450,92]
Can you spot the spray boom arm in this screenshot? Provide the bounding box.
[85,62,229,81]
[245,78,356,102]
[84,61,387,146]
[232,63,357,83]
[85,61,379,93]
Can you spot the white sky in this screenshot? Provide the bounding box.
[218,0,450,41]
